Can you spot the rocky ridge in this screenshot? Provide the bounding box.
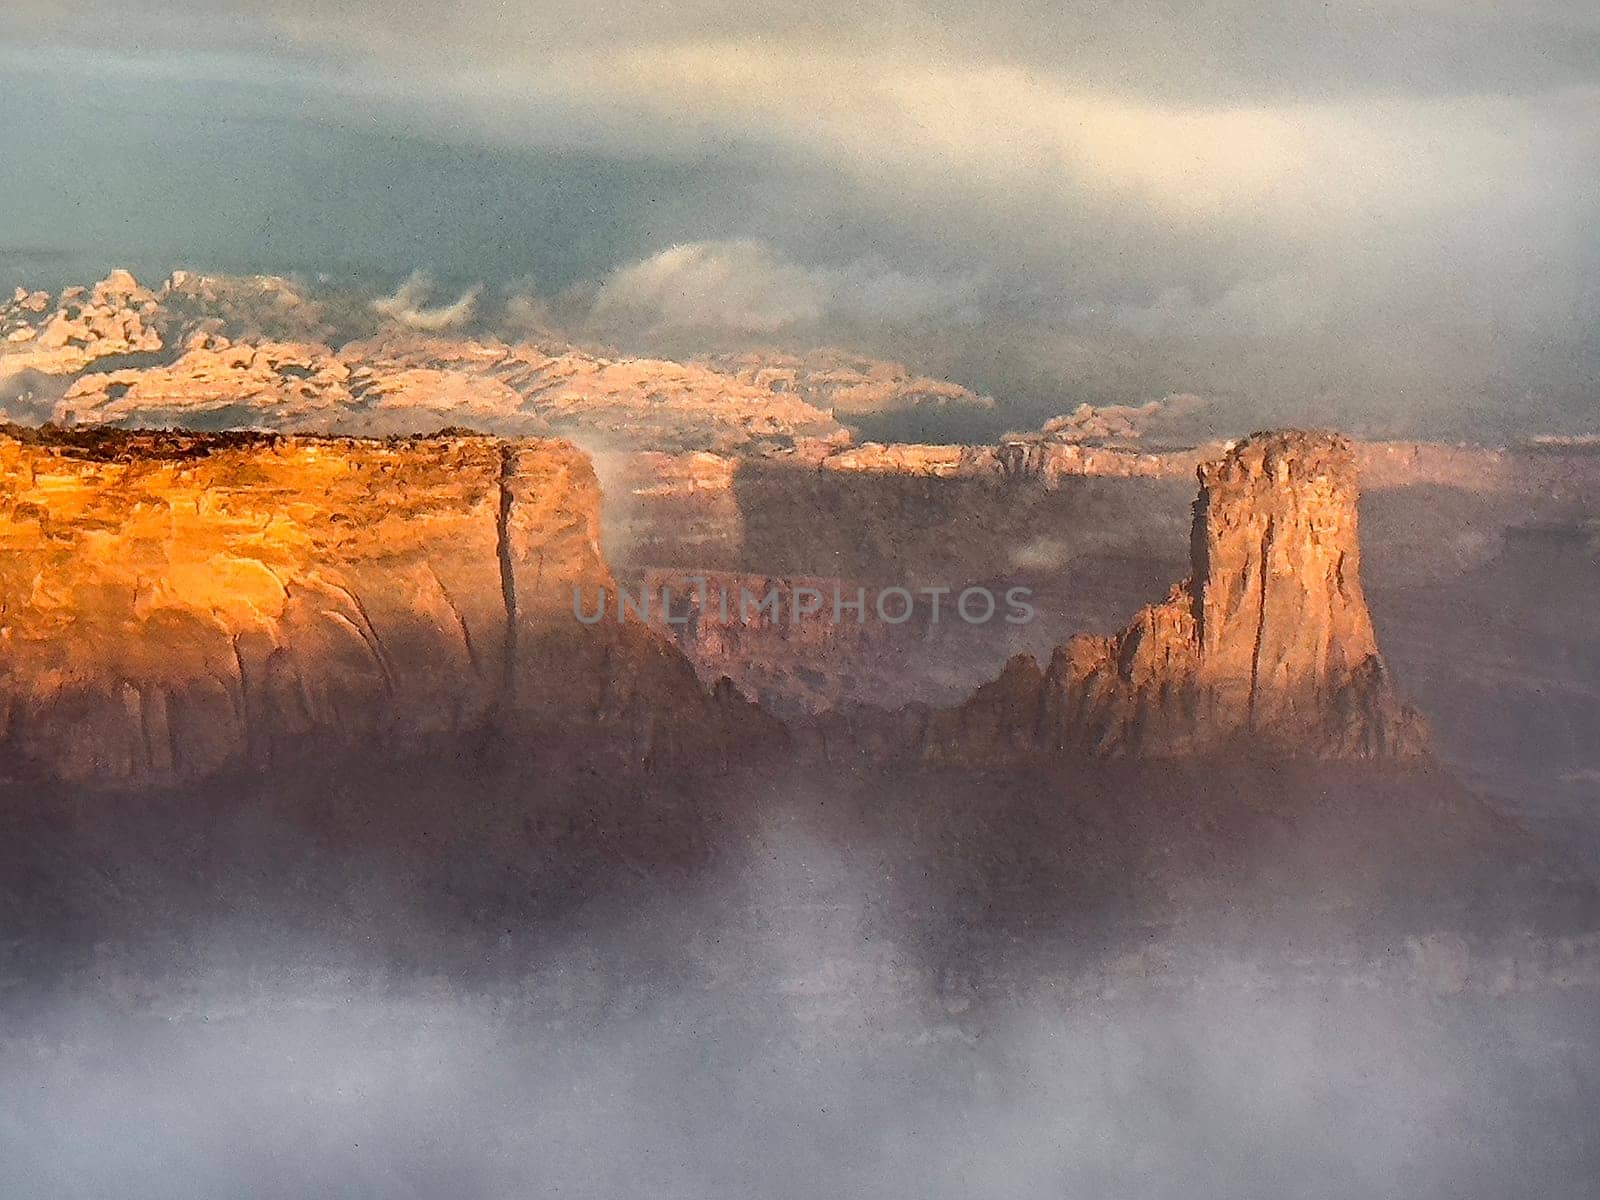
[341,333,845,452]
[0,272,848,451]
[54,335,549,438]
[3,272,1006,452]
[699,349,995,418]
[1,270,164,376]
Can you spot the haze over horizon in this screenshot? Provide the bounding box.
[4,1,1597,438]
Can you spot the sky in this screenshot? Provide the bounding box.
[3,1,1597,437]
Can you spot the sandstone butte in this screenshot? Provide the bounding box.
[0,427,1428,786]
[0,429,761,786]
[892,431,1433,761]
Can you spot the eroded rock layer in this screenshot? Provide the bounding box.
[0,429,757,785]
[913,432,1431,761]
[1,272,854,451]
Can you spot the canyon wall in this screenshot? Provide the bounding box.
[0,430,756,786]
[607,435,1597,587]
[639,569,1026,717]
[1,422,1559,783]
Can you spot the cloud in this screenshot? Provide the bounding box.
[589,240,982,336]
[3,1,1596,435]
[591,241,827,335]
[572,46,1393,226]
[372,273,482,331]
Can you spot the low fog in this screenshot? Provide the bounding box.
[3,751,1598,1199]
[8,972,1592,1199]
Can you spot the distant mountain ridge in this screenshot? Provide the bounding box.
[0,271,995,452]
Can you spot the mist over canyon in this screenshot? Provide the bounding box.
[9,0,1600,1188]
[1,260,1599,1196]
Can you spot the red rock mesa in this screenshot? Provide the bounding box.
[0,429,756,785]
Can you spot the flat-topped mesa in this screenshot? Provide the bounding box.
[922,431,1431,761]
[0,430,762,786]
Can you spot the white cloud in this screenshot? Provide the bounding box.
[591,241,826,334]
[7,1,1597,432]
[502,40,1589,245]
[589,240,981,335]
[372,273,482,331]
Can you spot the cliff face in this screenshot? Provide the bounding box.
[0,430,757,786]
[918,432,1431,761]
